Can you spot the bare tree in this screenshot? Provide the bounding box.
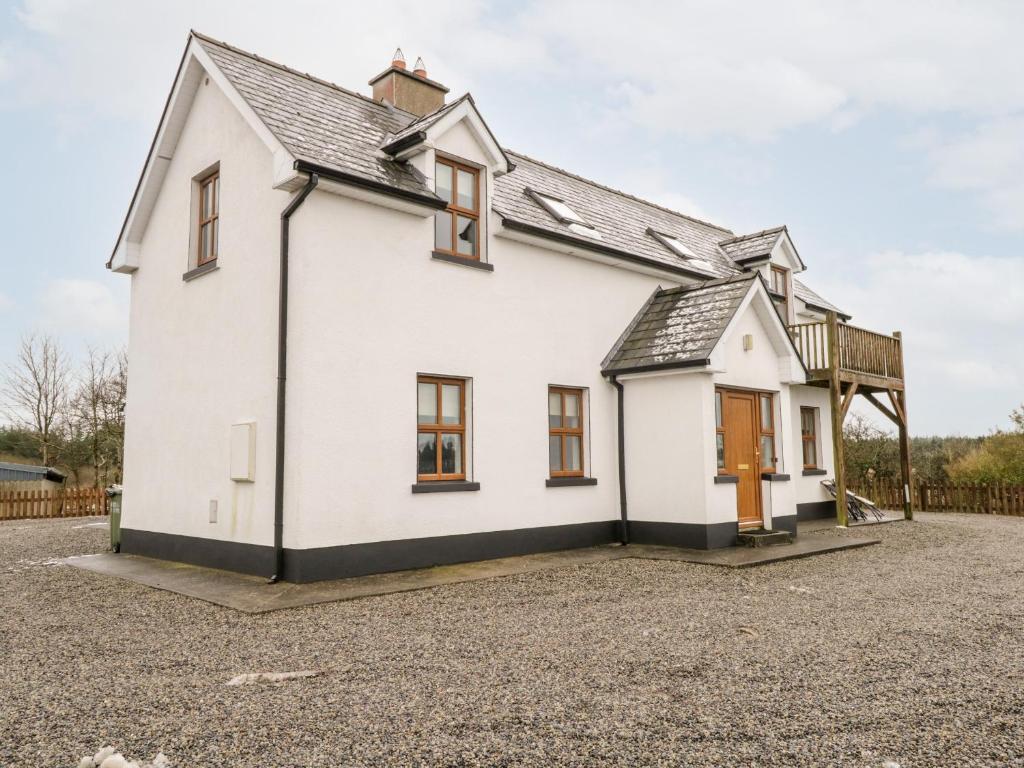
[71,348,111,488]
[2,334,71,465]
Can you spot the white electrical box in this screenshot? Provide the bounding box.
[230,422,256,482]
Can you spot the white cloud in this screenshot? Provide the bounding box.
[811,250,1024,433]
[0,292,12,312]
[5,0,1023,137]
[926,116,1024,231]
[39,279,125,335]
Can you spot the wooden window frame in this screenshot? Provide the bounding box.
[715,390,726,474]
[549,386,585,478]
[800,406,818,470]
[758,392,777,472]
[197,170,219,267]
[433,157,481,261]
[770,264,790,318]
[416,376,466,482]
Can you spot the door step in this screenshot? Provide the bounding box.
[736,529,792,547]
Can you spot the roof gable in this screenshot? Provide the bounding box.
[602,272,806,379]
[381,94,512,175]
[718,226,805,272]
[601,274,756,375]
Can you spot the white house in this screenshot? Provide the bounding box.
[108,33,910,582]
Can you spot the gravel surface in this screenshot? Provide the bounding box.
[1,513,1022,767]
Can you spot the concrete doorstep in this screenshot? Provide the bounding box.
[65,532,880,614]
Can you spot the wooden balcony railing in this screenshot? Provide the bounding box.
[788,314,904,384]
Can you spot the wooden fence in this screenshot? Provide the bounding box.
[850,479,1024,516]
[0,486,109,521]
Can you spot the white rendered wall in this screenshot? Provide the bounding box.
[621,372,712,526]
[280,114,683,548]
[120,75,286,546]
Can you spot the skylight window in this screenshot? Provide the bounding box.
[526,189,593,228]
[647,228,717,275]
[661,234,697,259]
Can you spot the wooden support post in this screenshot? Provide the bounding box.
[893,330,912,521]
[827,311,848,527]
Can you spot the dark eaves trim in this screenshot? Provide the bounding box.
[270,172,319,584]
[501,217,717,282]
[293,159,447,211]
[381,130,427,155]
[601,357,711,377]
[733,253,772,264]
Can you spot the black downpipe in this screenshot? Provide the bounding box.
[611,376,629,545]
[270,173,319,583]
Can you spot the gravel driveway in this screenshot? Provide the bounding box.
[1,513,1022,767]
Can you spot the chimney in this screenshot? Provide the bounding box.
[369,50,449,117]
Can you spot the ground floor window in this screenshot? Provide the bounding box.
[417,376,466,481]
[759,392,776,472]
[549,386,584,477]
[801,406,818,468]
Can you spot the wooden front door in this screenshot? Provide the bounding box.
[721,389,763,529]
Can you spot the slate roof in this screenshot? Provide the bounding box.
[158,34,846,320]
[717,227,785,262]
[794,278,849,319]
[195,33,432,197]
[602,273,758,374]
[381,94,469,151]
[493,153,738,278]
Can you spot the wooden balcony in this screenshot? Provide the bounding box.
[788,315,904,391]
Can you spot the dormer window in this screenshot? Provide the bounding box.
[770,264,790,319]
[434,157,480,261]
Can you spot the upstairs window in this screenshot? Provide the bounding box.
[417,376,466,481]
[197,170,219,267]
[770,265,790,319]
[549,387,584,477]
[434,158,479,261]
[801,407,818,469]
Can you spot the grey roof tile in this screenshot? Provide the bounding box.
[718,227,785,262]
[793,278,849,319]
[192,33,827,298]
[494,153,739,278]
[196,34,430,197]
[602,273,758,374]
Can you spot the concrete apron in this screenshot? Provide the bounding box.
[65,533,880,614]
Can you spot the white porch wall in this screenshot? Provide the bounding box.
[621,372,712,526]
[120,76,285,545]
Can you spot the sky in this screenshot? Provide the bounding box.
[0,0,1021,436]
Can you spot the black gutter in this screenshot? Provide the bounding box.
[610,376,629,545]
[292,159,447,211]
[500,218,716,282]
[601,357,711,378]
[381,130,428,156]
[270,172,319,583]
